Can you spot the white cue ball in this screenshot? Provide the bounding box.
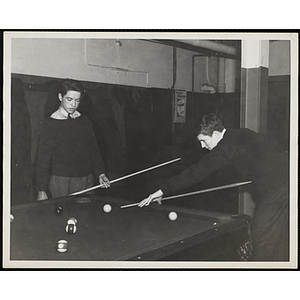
[103,204,112,213]
[168,212,178,221]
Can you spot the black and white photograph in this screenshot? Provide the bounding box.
[2,31,298,270]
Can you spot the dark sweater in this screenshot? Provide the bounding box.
[36,115,105,191]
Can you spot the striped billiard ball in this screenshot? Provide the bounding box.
[56,240,68,253]
[66,223,77,234]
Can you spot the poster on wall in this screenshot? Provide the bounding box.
[174,89,187,123]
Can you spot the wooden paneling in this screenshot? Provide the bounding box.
[267,75,290,153]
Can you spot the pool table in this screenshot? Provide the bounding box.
[10,195,251,261]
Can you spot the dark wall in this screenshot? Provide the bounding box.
[267,75,290,153]
[11,78,32,206]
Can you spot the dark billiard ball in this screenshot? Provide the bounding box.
[54,206,63,216]
[66,223,77,234]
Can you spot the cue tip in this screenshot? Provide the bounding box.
[120,204,138,209]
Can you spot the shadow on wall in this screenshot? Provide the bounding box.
[11,78,32,206]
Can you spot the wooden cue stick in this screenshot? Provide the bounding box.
[69,157,181,196]
[120,181,252,209]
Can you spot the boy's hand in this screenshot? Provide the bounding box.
[37,191,48,201]
[138,189,163,207]
[99,174,110,188]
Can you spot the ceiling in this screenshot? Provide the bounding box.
[148,39,241,59]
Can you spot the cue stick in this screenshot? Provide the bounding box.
[69,157,181,196]
[120,181,252,209]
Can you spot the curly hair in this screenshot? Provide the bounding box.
[199,113,225,136]
[59,79,84,97]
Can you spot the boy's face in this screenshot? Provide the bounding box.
[197,132,220,150]
[58,90,81,114]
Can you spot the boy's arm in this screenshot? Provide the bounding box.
[36,121,54,198]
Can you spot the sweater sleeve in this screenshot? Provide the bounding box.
[84,117,106,178]
[159,146,230,196]
[36,120,55,191]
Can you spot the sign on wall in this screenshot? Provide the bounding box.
[174,90,187,123]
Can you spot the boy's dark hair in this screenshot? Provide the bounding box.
[199,113,225,136]
[59,79,84,97]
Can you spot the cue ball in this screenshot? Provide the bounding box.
[168,212,177,221]
[103,204,112,213]
[57,240,68,253]
[66,223,77,234]
[54,206,63,216]
[67,217,77,225]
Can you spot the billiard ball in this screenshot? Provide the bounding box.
[56,240,68,253]
[66,223,77,234]
[168,212,177,221]
[54,206,63,216]
[103,204,112,213]
[67,217,77,225]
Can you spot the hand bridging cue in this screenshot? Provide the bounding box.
[99,174,110,188]
[138,189,164,207]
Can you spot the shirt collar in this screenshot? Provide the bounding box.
[51,107,81,120]
[59,106,69,118]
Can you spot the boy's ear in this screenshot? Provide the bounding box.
[58,93,63,101]
[212,130,221,138]
[212,131,224,140]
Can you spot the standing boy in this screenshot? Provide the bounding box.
[36,79,110,200]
